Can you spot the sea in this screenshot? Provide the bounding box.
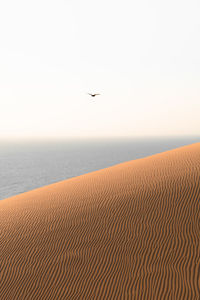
[0,136,199,200]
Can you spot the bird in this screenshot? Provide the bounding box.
[88,93,101,97]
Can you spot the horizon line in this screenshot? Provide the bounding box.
[0,135,200,142]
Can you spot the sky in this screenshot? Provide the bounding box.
[0,0,200,138]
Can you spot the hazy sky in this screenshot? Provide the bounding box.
[0,0,200,138]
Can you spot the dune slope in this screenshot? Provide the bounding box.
[0,144,200,299]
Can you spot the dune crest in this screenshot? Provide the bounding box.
[0,143,200,299]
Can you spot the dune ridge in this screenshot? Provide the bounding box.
[0,143,199,299]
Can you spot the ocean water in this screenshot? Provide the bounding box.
[0,137,199,200]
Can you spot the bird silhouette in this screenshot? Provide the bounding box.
[88,93,101,97]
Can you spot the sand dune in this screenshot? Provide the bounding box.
[0,144,199,299]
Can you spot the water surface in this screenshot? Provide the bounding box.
[0,137,199,200]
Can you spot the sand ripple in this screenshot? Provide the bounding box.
[0,143,199,299]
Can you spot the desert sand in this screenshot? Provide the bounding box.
[0,143,199,299]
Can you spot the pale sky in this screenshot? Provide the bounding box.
[0,0,200,138]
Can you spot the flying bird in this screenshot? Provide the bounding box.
[88,93,101,97]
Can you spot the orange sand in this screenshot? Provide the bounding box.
[0,144,199,299]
